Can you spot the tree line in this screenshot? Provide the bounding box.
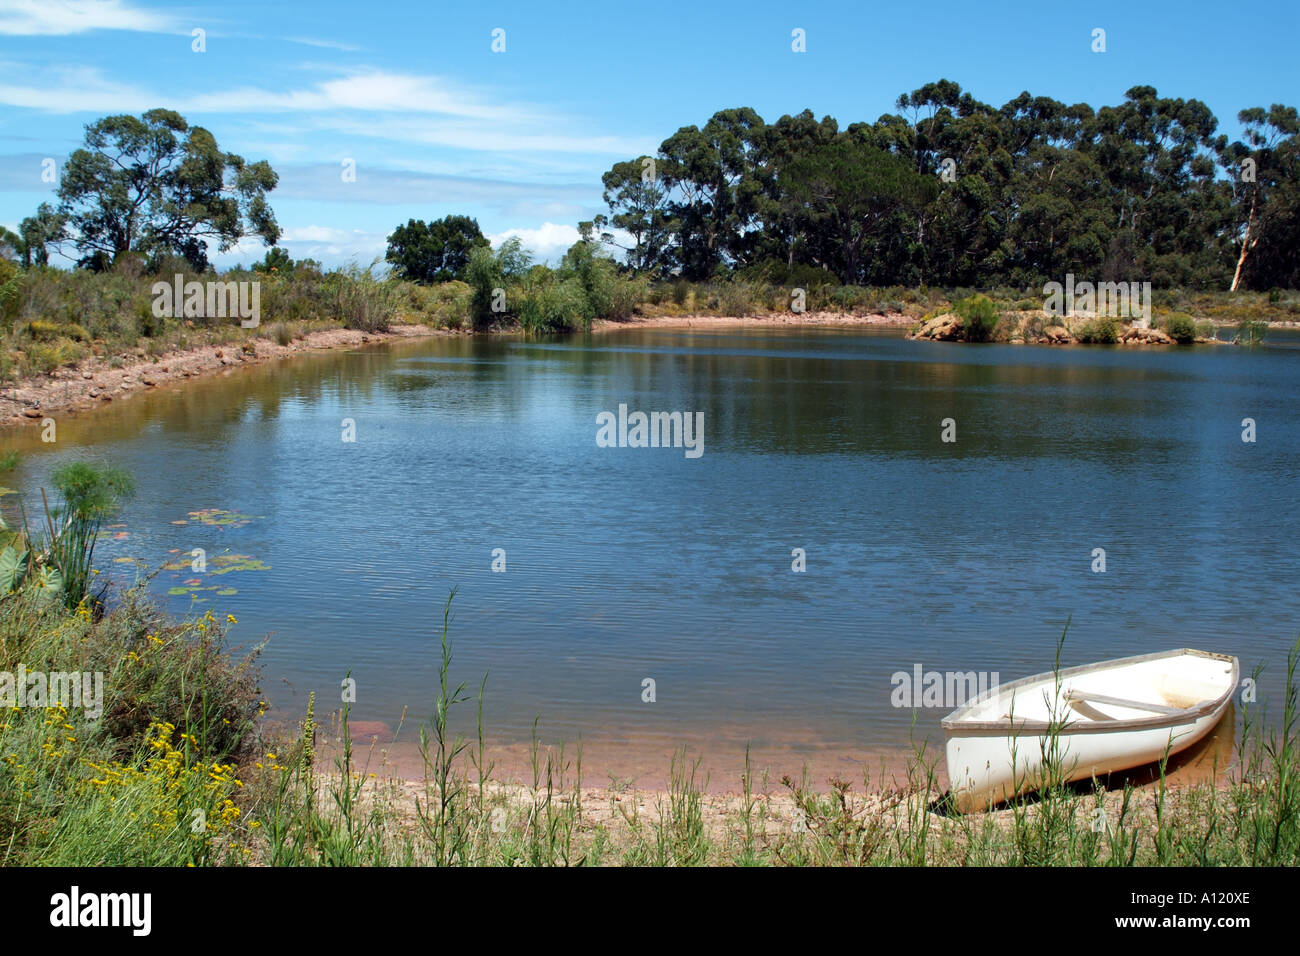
[591,80,1299,291]
[4,83,1296,296]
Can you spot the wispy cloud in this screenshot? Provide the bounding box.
[271,164,594,209]
[0,66,650,156]
[286,35,362,53]
[0,0,178,36]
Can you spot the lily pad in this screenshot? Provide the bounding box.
[210,554,271,575]
[186,508,262,528]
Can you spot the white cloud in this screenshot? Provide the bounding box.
[0,66,652,157]
[0,0,177,36]
[211,228,387,269]
[280,225,352,242]
[0,66,154,113]
[488,222,581,262]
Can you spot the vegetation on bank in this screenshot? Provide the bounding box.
[2,460,1298,865]
[3,254,1299,383]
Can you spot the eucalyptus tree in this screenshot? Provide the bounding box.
[781,139,934,284]
[658,107,766,278]
[1219,105,1300,290]
[56,108,280,270]
[598,158,675,274]
[1091,87,1224,284]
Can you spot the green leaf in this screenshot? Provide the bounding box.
[0,546,28,594]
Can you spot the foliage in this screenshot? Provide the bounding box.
[1163,312,1198,344]
[56,109,279,270]
[1074,317,1119,344]
[385,216,490,283]
[954,293,1000,341]
[598,84,1300,291]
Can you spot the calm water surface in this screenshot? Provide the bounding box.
[5,328,1299,763]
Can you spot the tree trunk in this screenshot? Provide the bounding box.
[1230,192,1258,292]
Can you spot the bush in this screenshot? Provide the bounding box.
[25,319,62,341]
[716,280,757,317]
[329,267,397,333]
[954,294,1000,342]
[1074,317,1119,344]
[1163,313,1197,344]
[518,273,588,332]
[670,279,691,307]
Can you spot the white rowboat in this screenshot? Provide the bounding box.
[941,648,1238,813]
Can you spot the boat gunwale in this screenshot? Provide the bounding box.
[939,648,1239,736]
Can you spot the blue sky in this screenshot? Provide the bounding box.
[1,0,1296,268]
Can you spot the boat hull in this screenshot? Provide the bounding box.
[941,649,1238,813]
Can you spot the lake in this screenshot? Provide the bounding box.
[5,327,1299,779]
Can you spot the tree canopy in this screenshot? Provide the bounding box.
[385,216,490,282]
[55,108,280,271]
[599,82,1300,290]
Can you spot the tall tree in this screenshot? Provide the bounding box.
[781,139,935,283]
[658,107,766,278]
[17,203,68,267]
[57,108,279,270]
[1219,105,1300,290]
[599,158,674,274]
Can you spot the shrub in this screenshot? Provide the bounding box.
[1163,313,1197,344]
[329,268,397,333]
[1074,317,1119,344]
[954,294,1000,341]
[670,279,691,307]
[25,319,62,341]
[518,274,588,332]
[716,280,757,317]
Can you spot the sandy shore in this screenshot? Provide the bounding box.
[308,704,1237,797]
[0,323,449,427]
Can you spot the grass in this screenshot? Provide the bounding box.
[3,560,1296,866]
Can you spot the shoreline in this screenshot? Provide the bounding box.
[0,322,451,428]
[304,704,1238,797]
[4,308,1295,428]
[0,311,910,427]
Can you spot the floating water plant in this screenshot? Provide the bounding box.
[186,508,262,528]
